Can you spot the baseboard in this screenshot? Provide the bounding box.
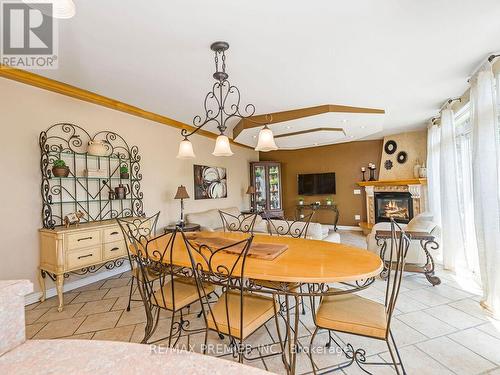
[335,225,363,231]
[24,263,131,306]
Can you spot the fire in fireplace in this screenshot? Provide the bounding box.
[374,192,413,223]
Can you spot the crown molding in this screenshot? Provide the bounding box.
[0,65,253,150]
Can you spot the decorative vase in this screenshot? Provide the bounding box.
[87,140,108,156]
[52,166,69,177]
[413,161,421,178]
[419,167,427,178]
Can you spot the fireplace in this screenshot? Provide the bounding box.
[374,192,413,223]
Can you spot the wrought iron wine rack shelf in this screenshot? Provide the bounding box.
[40,123,144,229]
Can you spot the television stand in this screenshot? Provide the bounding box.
[296,203,339,231]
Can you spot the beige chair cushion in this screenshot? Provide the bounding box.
[152,278,213,311]
[316,293,387,339]
[207,291,277,340]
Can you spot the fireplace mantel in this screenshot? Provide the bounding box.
[357,178,428,227]
[357,178,427,187]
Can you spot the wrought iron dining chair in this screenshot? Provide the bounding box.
[257,211,316,315]
[219,210,258,234]
[307,218,410,375]
[179,230,280,364]
[117,213,160,312]
[265,211,315,238]
[122,222,214,346]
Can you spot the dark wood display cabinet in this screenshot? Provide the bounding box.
[250,161,283,219]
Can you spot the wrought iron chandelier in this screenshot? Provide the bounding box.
[177,41,277,158]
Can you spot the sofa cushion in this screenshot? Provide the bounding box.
[186,207,265,232]
[185,208,221,230]
[406,213,436,233]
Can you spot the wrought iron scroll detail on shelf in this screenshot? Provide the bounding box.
[40,123,144,228]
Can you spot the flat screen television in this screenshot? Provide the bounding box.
[298,173,336,195]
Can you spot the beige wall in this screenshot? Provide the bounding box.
[378,130,427,180]
[260,140,383,226]
[0,78,258,291]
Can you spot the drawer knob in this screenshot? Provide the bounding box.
[77,236,93,242]
[110,247,120,252]
[77,254,93,259]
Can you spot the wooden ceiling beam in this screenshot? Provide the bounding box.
[0,65,254,149]
[274,127,345,138]
[233,104,385,139]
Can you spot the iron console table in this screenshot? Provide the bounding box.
[296,203,339,231]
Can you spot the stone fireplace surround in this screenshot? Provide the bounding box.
[358,179,427,226]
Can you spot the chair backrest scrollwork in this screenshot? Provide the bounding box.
[265,211,315,239]
[219,210,258,234]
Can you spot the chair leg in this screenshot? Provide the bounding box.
[384,332,404,375]
[127,275,135,312]
[308,327,319,375]
[388,330,406,375]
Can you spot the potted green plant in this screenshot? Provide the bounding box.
[52,159,70,177]
[120,164,129,179]
[298,196,304,205]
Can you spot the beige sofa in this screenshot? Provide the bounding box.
[185,207,340,243]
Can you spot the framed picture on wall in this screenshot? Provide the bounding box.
[193,165,227,200]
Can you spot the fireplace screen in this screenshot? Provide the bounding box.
[374,192,413,223]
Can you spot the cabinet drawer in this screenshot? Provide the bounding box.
[103,227,123,243]
[66,230,100,250]
[103,240,127,260]
[66,247,102,269]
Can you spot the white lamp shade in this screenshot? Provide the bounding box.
[23,0,76,19]
[212,135,234,156]
[53,0,76,19]
[176,139,196,159]
[255,126,278,152]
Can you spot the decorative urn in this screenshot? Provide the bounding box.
[87,140,108,156]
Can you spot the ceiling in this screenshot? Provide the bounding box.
[30,0,500,148]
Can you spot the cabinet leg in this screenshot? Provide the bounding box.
[56,274,64,312]
[38,268,46,303]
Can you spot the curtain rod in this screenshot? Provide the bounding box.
[439,97,461,113]
[468,53,500,81]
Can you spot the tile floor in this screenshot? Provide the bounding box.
[25,231,500,374]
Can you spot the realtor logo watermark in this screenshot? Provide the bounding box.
[1,1,58,69]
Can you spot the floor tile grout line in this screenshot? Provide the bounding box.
[447,331,499,368]
[412,344,459,374]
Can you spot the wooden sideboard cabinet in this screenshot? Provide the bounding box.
[38,219,130,312]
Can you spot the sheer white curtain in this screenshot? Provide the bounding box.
[427,122,441,225]
[440,107,467,270]
[470,63,500,317]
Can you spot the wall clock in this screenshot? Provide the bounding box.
[397,151,408,164]
[384,160,393,170]
[384,140,397,155]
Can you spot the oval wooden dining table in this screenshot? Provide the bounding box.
[147,231,383,284]
[140,230,383,375]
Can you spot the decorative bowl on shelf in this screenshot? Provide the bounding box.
[87,140,109,156]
